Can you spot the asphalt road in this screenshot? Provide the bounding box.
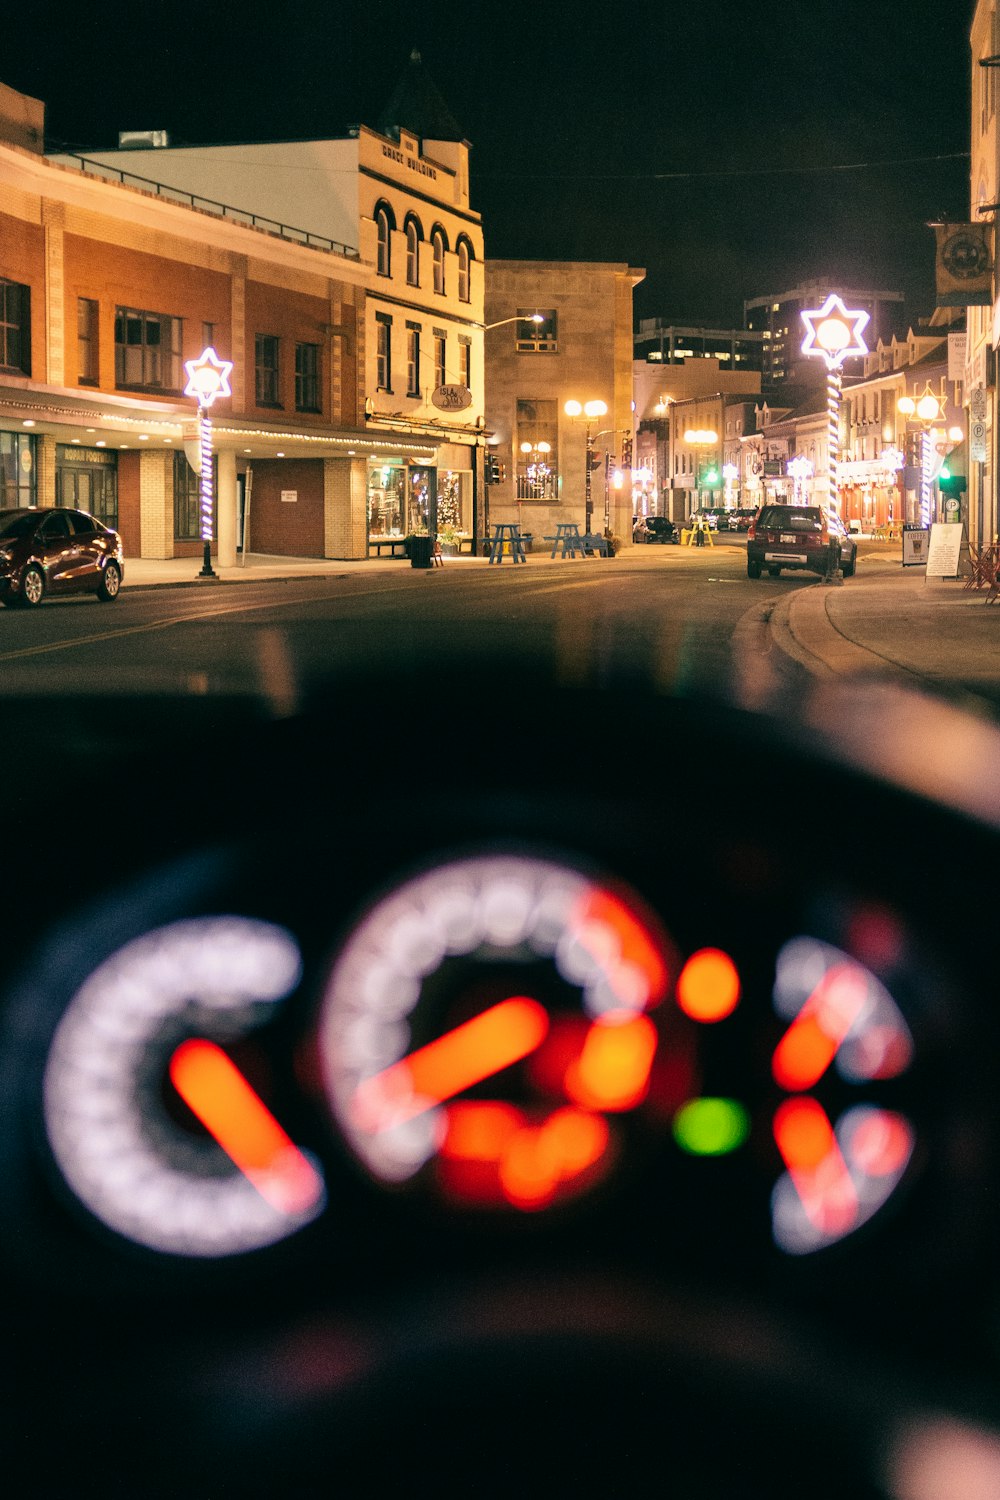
[0,547,810,710]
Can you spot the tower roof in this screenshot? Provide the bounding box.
[375,50,465,144]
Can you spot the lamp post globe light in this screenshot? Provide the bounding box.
[799,294,870,525]
[564,398,608,534]
[184,346,234,580]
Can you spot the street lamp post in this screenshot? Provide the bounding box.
[184,346,234,581]
[799,293,870,527]
[683,427,719,509]
[787,455,814,504]
[564,398,608,533]
[897,383,943,528]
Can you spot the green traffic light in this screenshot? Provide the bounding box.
[939,464,951,480]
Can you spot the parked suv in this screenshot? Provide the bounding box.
[746,503,856,579]
[0,507,124,607]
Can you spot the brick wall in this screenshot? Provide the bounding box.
[0,208,45,377]
[247,458,323,556]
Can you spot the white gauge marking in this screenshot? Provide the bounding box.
[43,916,321,1258]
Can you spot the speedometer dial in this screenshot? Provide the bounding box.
[43,916,325,1258]
[318,853,678,1211]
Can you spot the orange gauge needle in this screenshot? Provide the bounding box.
[352,997,549,1133]
[772,962,869,1092]
[773,1096,859,1238]
[169,1039,324,1217]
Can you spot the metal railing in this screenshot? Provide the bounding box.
[59,154,360,261]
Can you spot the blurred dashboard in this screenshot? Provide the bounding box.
[2,668,1000,1498]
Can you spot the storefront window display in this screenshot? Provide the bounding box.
[367,464,405,536]
[366,462,472,540]
[436,470,471,534]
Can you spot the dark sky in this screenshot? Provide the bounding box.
[8,0,973,328]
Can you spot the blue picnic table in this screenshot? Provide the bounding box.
[544,524,609,557]
[488,523,527,564]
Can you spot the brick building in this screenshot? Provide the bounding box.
[1,55,485,562]
[45,52,487,555]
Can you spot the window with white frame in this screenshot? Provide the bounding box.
[433,332,447,388]
[432,229,446,295]
[516,398,558,501]
[457,239,471,303]
[516,310,557,352]
[406,323,420,396]
[376,313,392,390]
[405,218,421,286]
[376,206,392,277]
[115,306,182,391]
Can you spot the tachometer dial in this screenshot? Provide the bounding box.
[43,916,325,1258]
[318,853,678,1211]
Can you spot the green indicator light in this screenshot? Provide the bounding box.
[673,1098,749,1156]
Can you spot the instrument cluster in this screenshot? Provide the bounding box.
[0,820,989,1326]
[4,676,1000,1497]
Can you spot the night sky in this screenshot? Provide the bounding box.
[8,0,973,328]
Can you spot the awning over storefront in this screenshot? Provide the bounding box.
[0,383,438,464]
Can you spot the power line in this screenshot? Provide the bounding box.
[476,151,971,183]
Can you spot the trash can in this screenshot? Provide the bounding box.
[409,535,433,569]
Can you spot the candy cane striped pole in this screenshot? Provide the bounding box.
[827,368,842,516]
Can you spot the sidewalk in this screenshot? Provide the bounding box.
[774,557,1000,687]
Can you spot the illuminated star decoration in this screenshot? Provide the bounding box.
[184,346,234,407]
[800,294,870,370]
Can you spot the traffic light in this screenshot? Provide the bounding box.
[485,454,501,485]
[938,466,967,495]
[700,463,722,489]
[622,436,633,467]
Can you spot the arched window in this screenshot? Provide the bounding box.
[376,205,393,277]
[432,228,447,295]
[456,238,472,303]
[405,217,422,286]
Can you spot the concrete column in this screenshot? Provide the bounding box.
[139,449,170,558]
[217,449,238,566]
[41,201,65,386]
[323,456,368,559]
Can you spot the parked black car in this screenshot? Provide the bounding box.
[633,515,677,544]
[0,507,124,607]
